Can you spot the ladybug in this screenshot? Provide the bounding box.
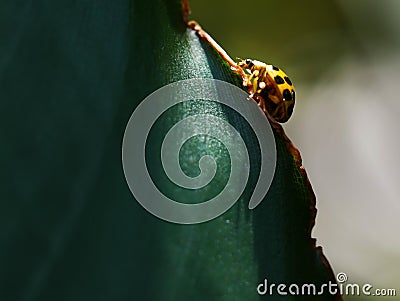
[237,59,295,123]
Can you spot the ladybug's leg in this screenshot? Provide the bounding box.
[252,77,259,96]
[241,71,256,96]
[242,71,252,88]
[255,67,268,93]
[231,65,247,80]
[268,94,281,104]
[270,106,286,123]
[246,70,261,95]
[254,95,268,115]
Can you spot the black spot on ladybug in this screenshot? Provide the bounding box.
[272,65,280,71]
[287,103,294,116]
[260,89,270,102]
[284,76,293,86]
[292,90,296,101]
[274,75,285,85]
[246,59,254,67]
[283,89,292,101]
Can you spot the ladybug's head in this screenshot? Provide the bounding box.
[238,58,254,69]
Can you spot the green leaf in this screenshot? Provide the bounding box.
[0,0,341,300]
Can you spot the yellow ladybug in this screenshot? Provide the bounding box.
[238,59,295,123]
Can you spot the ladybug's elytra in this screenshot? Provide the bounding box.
[237,59,295,123]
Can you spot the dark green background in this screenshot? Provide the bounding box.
[2,0,397,300]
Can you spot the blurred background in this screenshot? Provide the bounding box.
[190,0,400,299]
